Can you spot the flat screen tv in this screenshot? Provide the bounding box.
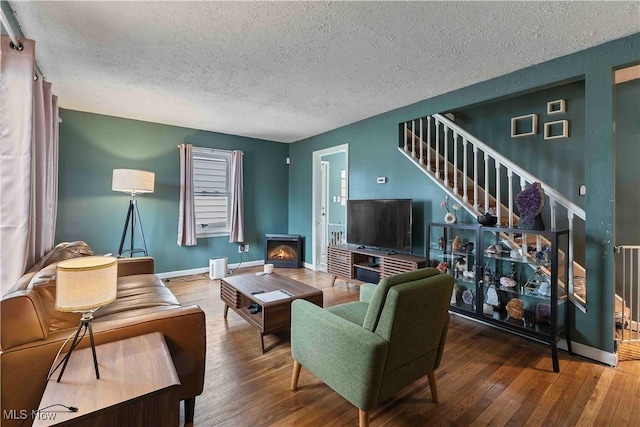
[347,199,413,253]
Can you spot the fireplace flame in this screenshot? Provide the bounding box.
[268,245,297,261]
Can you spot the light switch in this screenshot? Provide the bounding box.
[579,185,586,196]
[377,177,387,184]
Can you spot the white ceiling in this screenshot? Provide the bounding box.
[7,1,640,143]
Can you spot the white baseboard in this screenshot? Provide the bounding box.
[303,262,315,270]
[156,259,265,280]
[558,339,617,367]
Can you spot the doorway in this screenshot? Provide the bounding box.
[312,144,348,271]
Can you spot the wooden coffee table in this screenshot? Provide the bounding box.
[220,273,323,352]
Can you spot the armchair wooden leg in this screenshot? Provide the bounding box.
[427,371,439,403]
[291,360,301,391]
[359,409,369,427]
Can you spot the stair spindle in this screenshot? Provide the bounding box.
[435,121,440,178]
[444,125,449,187]
[495,160,501,223]
[507,169,514,228]
[463,139,468,203]
[411,120,416,158]
[404,123,408,152]
[453,132,459,196]
[419,118,424,164]
[550,197,557,230]
[473,146,479,212]
[426,116,432,172]
[484,152,489,214]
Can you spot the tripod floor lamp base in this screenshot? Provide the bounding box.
[118,197,148,257]
[112,169,155,257]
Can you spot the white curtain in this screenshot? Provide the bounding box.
[0,36,59,294]
[27,74,59,268]
[229,150,244,243]
[177,143,197,246]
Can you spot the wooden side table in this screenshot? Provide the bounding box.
[33,332,180,427]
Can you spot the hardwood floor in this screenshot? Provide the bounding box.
[165,266,640,426]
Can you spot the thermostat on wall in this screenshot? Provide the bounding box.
[377,177,387,184]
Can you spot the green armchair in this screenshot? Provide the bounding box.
[290,268,454,427]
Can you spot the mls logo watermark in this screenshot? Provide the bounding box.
[3,409,57,421]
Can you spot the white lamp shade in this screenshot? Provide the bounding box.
[112,169,155,194]
[56,256,118,312]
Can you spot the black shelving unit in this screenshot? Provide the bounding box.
[427,222,571,372]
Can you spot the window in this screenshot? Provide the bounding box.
[192,147,232,238]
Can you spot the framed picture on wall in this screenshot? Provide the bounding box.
[510,114,538,138]
[547,99,566,115]
[544,120,569,140]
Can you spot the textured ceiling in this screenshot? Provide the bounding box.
[7,1,640,143]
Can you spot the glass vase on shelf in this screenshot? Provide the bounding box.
[444,212,457,224]
[440,195,461,224]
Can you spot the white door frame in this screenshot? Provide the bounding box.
[312,144,348,271]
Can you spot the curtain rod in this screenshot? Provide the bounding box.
[0,8,23,51]
[177,145,241,155]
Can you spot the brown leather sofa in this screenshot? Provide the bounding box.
[1,242,206,426]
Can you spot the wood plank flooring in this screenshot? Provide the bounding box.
[164,266,640,426]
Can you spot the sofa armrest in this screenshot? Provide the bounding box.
[1,290,48,350]
[291,299,388,411]
[359,283,377,303]
[117,257,154,276]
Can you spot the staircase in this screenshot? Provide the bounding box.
[398,113,587,309]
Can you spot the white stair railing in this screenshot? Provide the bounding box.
[400,113,587,309]
[615,246,640,343]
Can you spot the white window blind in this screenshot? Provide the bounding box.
[192,147,232,237]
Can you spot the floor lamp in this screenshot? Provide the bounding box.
[112,169,155,257]
[55,256,117,382]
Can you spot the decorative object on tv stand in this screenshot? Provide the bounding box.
[515,181,545,230]
[112,168,155,257]
[54,256,118,382]
[440,195,461,224]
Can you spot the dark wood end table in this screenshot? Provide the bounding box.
[33,332,180,427]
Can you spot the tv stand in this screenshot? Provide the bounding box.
[328,244,426,286]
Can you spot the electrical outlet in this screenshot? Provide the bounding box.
[238,244,244,253]
[244,244,249,253]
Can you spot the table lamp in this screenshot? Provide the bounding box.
[112,168,155,257]
[55,256,117,382]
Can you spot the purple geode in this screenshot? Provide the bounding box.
[516,182,545,221]
[516,182,545,230]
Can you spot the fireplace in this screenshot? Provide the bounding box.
[265,234,302,268]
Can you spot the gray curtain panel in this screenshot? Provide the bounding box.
[229,150,244,243]
[0,36,59,293]
[177,143,197,246]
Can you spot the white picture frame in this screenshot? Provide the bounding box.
[547,99,566,115]
[510,114,538,138]
[544,120,569,140]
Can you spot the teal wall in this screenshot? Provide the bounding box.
[57,110,289,273]
[288,33,640,352]
[454,81,586,208]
